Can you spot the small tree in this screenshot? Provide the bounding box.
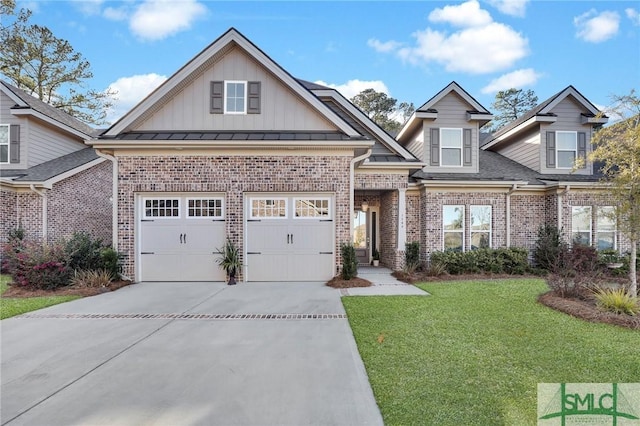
[589,90,640,297]
[341,243,358,280]
[351,88,415,134]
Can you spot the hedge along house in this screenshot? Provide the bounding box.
[90,28,620,283]
[0,81,112,245]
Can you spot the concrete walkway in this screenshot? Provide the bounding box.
[1,282,383,426]
[342,266,429,296]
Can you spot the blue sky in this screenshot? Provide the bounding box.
[15,0,640,124]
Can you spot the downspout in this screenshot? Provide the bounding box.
[506,183,518,247]
[558,185,570,231]
[95,150,118,251]
[29,184,48,244]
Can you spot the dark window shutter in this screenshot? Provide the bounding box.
[546,131,556,168]
[210,81,224,114]
[577,132,587,168]
[430,128,440,166]
[9,124,20,164]
[463,128,472,166]
[247,81,261,114]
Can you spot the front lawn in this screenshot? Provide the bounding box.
[0,275,80,320]
[342,278,640,426]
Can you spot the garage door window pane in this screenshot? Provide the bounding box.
[145,199,180,218]
[251,199,287,218]
[188,198,223,218]
[295,199,330,218]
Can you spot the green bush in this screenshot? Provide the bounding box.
[404,241,420,273]
[593,287,639,316]
[533,224,564,271]
[100,247,122,279]
[341,243,358,280]
[430,247,530,275]
[72,269,114,288]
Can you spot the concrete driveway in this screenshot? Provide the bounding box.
[1,282,383,426]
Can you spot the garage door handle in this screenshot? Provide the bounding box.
[141,252,155,255]
[184,234,187,244]
[287,234,290,244]
[180,233,183,244]
[319,252,333,255]
[291,234,293,244]
[247,252,261,255]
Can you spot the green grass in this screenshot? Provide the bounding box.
[342,278,640,426]
[1,274,80,320]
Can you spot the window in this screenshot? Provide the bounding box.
[144,198,180,218]
[295,198,330,218]
[225,81,246,114]
[440,128,462,166]
[443,205,464,251]
[571,206,592,245]
[187,198,223,219]
[251,198,287,219]
[470,205,491,249]
[596,206,616,250]
[556,131,577,169]
[0,125,8,163]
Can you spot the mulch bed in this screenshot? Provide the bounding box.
[1,280,134,298]
[538,291,640,330]
[326,276,372,288]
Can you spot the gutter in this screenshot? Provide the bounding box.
[95,150,119,252]
[506,183,519,247]
[29,184,48,244]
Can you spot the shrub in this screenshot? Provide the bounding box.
[341,243,358,280]
[593,287,639,316]
[100,247,122,279]
[64,232,104,272]
[3,241,71,290]
[404,241,420,273]
[72,269,113,288]
[429,247,530,275]
[533,224,564,271]
[546,244,604,298]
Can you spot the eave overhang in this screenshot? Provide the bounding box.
[481,115,558,150]
[10,108,94,140]
[87,139,375,150]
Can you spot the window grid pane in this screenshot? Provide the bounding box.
[596,206,616,250]
[571,206,592,245]
[251,199,286,218]
[556,132,577,168]
[470,205,491,250]
[188,198,223,218]
[145,199,180,218]
[0,125,8,163]
[226,82,245,113]
[295,199,330,218]
[443,205,464,251]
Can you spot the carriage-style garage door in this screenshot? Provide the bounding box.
[245,195,334,281]
[139,194,226,281]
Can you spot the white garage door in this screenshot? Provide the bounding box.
[246,195,334,281]
[139,195,226,281]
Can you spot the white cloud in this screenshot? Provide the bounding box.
[103,6,129,22]
[74,0,104,16]
[481,68,541,93]
[428,0,492,27]
[367,38,403,53]
[398,23,528,74]
[486,0,529,18]
[313,79,390,99]
[105,73,167,124]
[574,9,620,43]
[130,0,207,41]
[369,0,528,74]
[626,8,640,26]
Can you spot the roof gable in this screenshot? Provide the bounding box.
[103,28,359,137]
[417,81,490,114]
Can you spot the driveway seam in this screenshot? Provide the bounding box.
[16,313,347,320]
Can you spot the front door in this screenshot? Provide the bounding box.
[353,210,369,264]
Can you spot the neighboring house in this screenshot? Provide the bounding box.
[0,81,112,245]
[89,28,620,283]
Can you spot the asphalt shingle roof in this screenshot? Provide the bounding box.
[1,149,100,182]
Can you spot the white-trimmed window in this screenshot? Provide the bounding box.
[443,205,464,251]
[0,124,9,164]
[571,206,592,245]
[250,198,287,219]
[187,198,223,219]
[294,198,330,218]
[144,198,180,218]
[224,81,246,114]
[470,205,491,249]
[556,131,577,169]
[596,206,616,250]
[440,128,463,167]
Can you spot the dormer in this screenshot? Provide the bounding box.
[396,82,492,174]
[481,86,608,175]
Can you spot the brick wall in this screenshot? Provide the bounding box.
[116,155,352,279]
[510,193,554,251]
[47,161,113,245]
[355,173,408,190]
[0,190,18,242]
[16,192,42,241]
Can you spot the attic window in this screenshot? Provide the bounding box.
[210,81,261,115]
[225,81,246,114]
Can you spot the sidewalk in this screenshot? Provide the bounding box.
[341,266,429,296]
